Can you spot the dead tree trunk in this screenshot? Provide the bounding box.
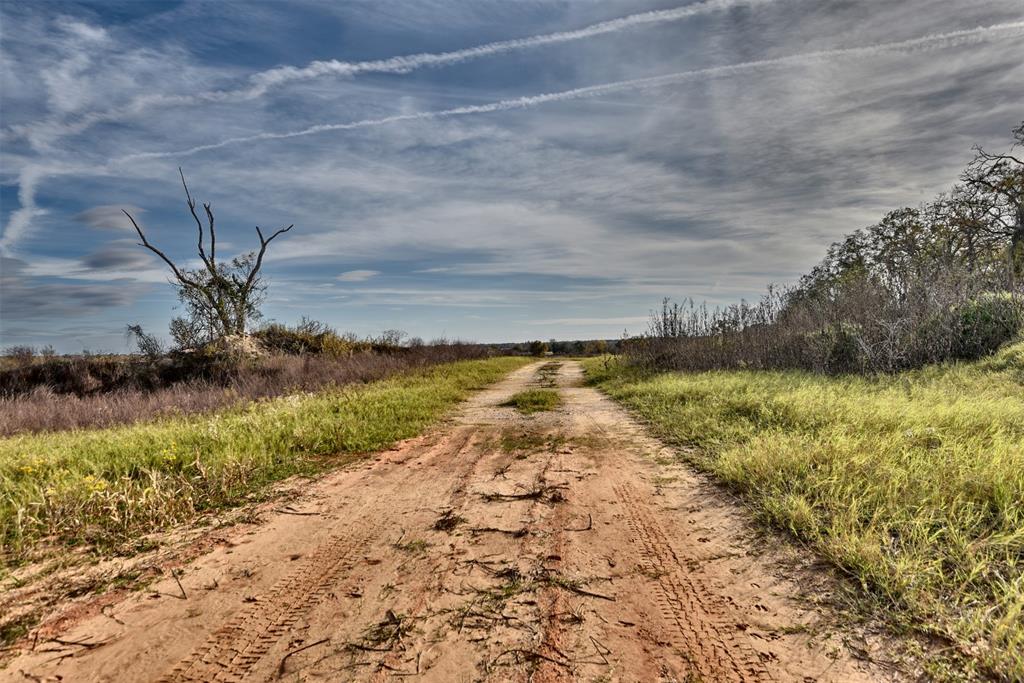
[122,168,293,345]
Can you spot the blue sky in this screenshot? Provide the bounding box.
[1,0,1022,352]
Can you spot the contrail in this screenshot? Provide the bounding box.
[0,167,48,251]
[249,0,776,90]
[6,20,1022,250]
[9,0,775,150]
[120,21,1024,163]
[5,0,769,249]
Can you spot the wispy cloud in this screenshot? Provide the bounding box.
[2,0,1022,349]
[2,0,774,251]
[74,204,145,231]
[527,316,648,326]
[2,166,51,251]
[3,0,773,151]
[337,269,380,282]
[119,21,1024,161]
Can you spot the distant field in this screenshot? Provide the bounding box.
[585,344,1024,680]
[0,356,531,568]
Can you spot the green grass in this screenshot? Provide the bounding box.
[503,389,561,415]
[584,343,1024,680]
[0,357,530,568]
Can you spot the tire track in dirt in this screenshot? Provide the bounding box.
[160,520,381,682]
[614,482,774,682]
[362,429,495,681]
[162,426,485,682]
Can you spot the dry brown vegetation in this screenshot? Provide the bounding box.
[0,339,489,436]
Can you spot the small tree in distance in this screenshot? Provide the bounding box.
[528,340,549,356]
[123,169,294,349]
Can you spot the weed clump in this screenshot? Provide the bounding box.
[503,389,560,415]
[433,509,466,532]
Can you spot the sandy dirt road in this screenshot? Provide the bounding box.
[4,361,904,682]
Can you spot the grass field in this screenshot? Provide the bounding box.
[504,388,561,414]
[584,343,1024,680]
[0,356,531,569]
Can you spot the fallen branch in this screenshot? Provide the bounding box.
[39,636,113,664]
[469,526,529,538]
[45,637,109,650]
[277,506,320,516]
[580,635,612,666]
[346,642,394,653]
[491,647,571,669]
[277,638,329,677]
[481,483,569,503]
[380,651,422,676]
[559,584,614,601]
[171,569,188,600]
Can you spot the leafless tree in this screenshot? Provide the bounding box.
[962,121,1024,285]
[123,169,294,347]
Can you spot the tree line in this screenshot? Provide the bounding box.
[631,122,1024,373]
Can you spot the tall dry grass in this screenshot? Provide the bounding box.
[0,344,489,436]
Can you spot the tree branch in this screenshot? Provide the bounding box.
[244,224,294,294]
[122,209,199,288]
[203,202,216,263]
[180,167,214,272]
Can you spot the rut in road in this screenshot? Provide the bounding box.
[4,361,903,683]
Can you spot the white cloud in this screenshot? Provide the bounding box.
[119,21,1024,162]
[337,269,380,282]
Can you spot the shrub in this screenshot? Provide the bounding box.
[254,318,367,357]
[954,293,1024,358]
[126,324,164,360]
[806,323,865,373]
[3,346,35,364]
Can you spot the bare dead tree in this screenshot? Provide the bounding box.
[962,121,1024,285]
[123,169,293,347]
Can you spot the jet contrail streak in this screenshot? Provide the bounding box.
[8,0,776,151]
[249,0,777,90]
[120,22,1024,163]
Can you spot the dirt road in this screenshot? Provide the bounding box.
[5,361,902,682]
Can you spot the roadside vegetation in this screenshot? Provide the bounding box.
[586,347,1024,678]
[590,124,1024,679]
[0,172,497,438]
[503,389,561,415]
[627,123,1024,374]
[0,356,530,569]
[0,329,490,436]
